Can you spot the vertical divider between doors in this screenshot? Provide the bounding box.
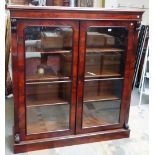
[74,20,81,134]
[76,21,87,134]
[69,21,80,134]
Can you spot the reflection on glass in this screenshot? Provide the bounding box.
[83,100,121,128]
[25,26,73,81]
[25,26,73,134]
[25,52,72,82]
[27,104,70,133]
[83,79,123,128]
[85,27,128,78]
[85,52,123,77]
[26,82,71,107]
[84,79,123,103]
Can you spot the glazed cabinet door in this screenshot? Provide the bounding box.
[17,20,79,141]
[76,21,135,134]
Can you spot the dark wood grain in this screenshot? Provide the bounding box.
[8,6,144,21]
[11,23,19,135]
[119,23,135,127]
[14,129,130,153]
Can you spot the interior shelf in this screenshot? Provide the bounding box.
[26,74,70,83]
[26,47,71,54]
[85,71,122,78]
[86,47,124,53]
[84,77,124,82]
[27,96,69,108]
[84,94,120,103]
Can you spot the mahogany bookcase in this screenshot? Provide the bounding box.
[8,5,144,153]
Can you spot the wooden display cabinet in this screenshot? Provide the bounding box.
[8,5,144,153]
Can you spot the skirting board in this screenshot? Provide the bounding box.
[14,128,130,153]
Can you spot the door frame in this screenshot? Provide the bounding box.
[76,20,135,134]
[16,20,79,141]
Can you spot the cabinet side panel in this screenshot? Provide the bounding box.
[120,23,136,127]
[17,22,27,140]
[11,24,19,136]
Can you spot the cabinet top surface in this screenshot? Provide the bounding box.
[8,5,144,21]
[7,5,144,14]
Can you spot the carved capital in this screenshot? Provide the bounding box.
[124,122,129,130]
[15,134,20,144]
[11,18,17,33]
[136,21,141,31]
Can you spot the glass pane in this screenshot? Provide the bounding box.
[85,27,128,78]
[26,82,71,107]
[27,104,70,134]
[25,26,73,134]
[84,79,123,103]
[83,79,123,128]
[25,26,73,81]
[83,100,121,127]
[25,52,72,82]
[26,82,71,134]
[82,27,127,128]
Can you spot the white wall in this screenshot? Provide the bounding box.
[105,0,149,25]
[117,0,148,8]
[105,0,118,8]
[117,0,149,25]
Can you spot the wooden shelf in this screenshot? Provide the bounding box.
[84,94,120,103]
[86,47,124,53]
[85,71,122,78]
[27,96,69,108]
[26,74,70,83]
[26,46,71,54]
